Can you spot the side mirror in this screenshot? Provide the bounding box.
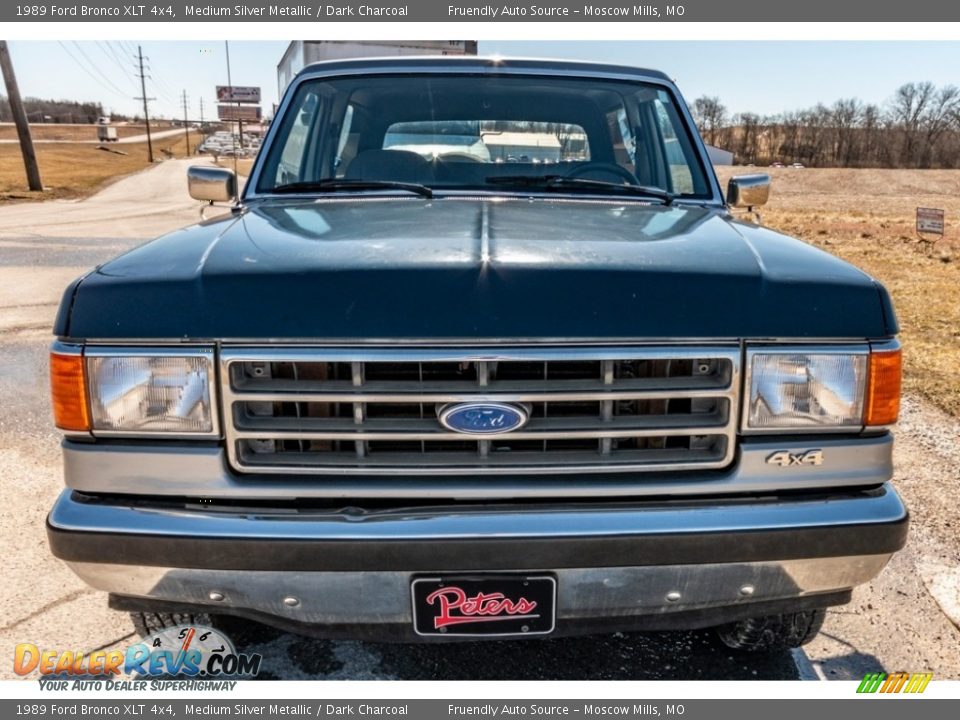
[726,174,771,209]
[188,166,237,203]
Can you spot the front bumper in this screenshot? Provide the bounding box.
[48,484,908,640]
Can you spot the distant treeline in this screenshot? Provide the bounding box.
[692,82,960,168]
[0,96,132,124]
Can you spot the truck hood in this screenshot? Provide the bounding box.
[60,198,895,340]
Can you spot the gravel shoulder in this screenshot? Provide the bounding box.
[805,397,960,678]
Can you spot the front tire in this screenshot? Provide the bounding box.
[715,608,826,651]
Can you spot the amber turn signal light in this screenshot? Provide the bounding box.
[865,347,902,427]
[50,352,90,432]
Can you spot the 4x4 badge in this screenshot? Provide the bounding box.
[766,450,824,467]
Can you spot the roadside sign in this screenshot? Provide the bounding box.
[217,105,262,122]
[216,85,261,103]
[916,207,945,235]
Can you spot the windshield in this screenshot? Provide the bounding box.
[256,73,712,199]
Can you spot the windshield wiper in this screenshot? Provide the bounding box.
[271,179,434,198]
[486,175,674,205]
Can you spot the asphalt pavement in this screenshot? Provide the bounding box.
[0,159,957,681]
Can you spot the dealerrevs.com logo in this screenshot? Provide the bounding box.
[14,625,262,679]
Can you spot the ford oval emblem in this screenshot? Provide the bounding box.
[438,402,529,435]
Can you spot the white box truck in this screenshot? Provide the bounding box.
[277,41,478,95]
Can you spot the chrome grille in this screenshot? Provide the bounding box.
[220,347,740,475]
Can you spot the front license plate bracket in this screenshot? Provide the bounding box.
[411,574,557,637]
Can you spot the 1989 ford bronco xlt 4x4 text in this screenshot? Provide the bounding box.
[48,57,907,650]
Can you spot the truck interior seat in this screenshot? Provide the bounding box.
[345,149,436,185]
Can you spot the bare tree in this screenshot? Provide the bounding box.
[691,96,727,146]
[890,81,936,166]
[918,85,960,167]
[709,81,960,168]
[831,98,863,166]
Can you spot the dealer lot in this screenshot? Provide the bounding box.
[1,159,958,680]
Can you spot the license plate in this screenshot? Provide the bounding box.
[411,575,556,637]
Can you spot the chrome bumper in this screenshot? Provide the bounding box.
[79,556,890,628]
[59,433,895,500]
[48,484,907,636]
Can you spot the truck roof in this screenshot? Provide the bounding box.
[296,56,672,83]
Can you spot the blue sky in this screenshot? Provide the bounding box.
[6,40,959,121]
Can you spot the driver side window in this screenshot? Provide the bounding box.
[275,90,323,185]
[653,95,696,194]
[334,104,357,177]
[606,108,636,173]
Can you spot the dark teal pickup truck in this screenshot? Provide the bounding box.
[47,57,906,650]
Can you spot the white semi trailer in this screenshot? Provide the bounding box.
[277,41,478,95]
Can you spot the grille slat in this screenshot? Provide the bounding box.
[232,409,728,438]
[231,375,728,396]
[221,346,739,477]
[236,445,728,470]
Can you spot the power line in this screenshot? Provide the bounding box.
[132,43,179,106]
[99,41,138,90]
[152,79,181,108]
[150,64,177,95]
[71,41,129,97]
[152,80,179,107]
[56,41,127,100]
[122,42,179,112]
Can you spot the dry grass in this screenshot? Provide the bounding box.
[0,131,199,202]
[0,122,172,142]
[717,167,960,418]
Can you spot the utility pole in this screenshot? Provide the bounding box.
[224,40,239,187]
[224,40,244,151]
[180,89,190,155]
[198,96,205,149]
[134,45,155,163]
[0,41,42,191]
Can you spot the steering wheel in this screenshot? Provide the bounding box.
[565,162,640,185]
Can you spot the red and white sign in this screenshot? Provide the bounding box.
[916,207,945,235]
[216,85,261,103]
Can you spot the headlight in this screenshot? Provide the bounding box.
[85,350,216,435]
[744,348,868,431]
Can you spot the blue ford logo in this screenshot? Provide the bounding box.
[438,402,529,435]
